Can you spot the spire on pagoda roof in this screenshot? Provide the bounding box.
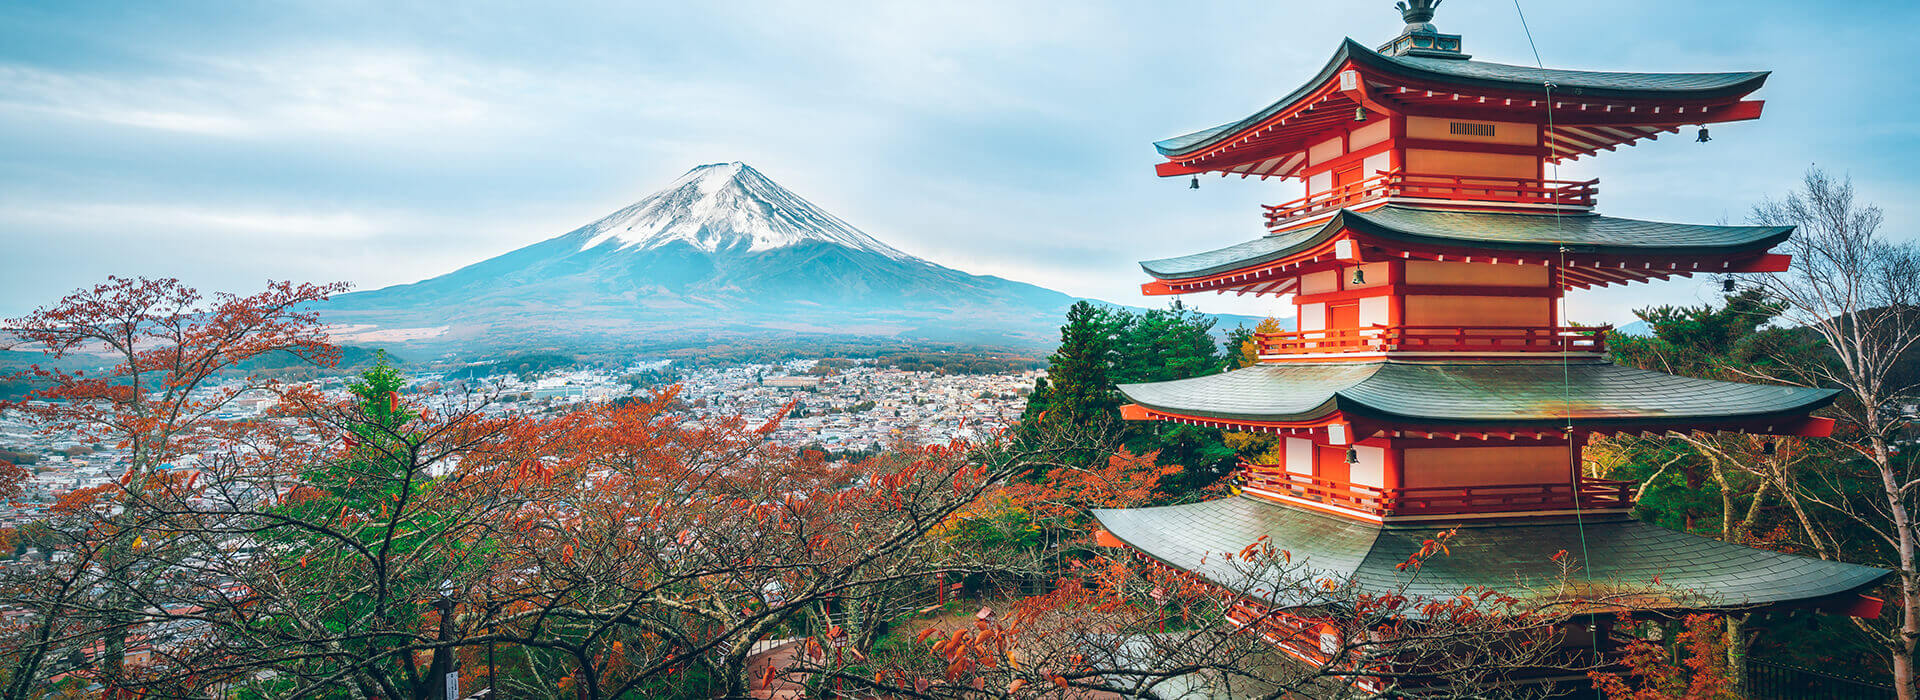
[1382,0,1466,59]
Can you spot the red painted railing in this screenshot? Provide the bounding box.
[1255,325,1609,357]
[1263,170,1599,227]
[1238,464,1634,516]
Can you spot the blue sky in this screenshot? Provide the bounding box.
[2,0,1915,326]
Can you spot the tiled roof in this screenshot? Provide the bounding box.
[1094,496,1889,611]
[1116,360,1836,427]
[1139,206,1794,279]
[1156,39,1769,157]
[1385,53,1768,96]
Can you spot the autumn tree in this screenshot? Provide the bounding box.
[1744,168,1920,698]
[0,276,345,691]
[787,529,1640,699]
[1591,614,1741,700]
[449,394,1104,699]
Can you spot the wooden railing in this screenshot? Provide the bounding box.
[1238,464,1634,516]
[1263,170,1599,227]
[1255,325,1609,357]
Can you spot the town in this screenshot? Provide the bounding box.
[0,359,1038,529]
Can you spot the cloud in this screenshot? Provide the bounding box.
[0,199,387,239]
[0,48,536,141]
[0,0,1915,326]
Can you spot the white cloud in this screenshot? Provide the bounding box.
[0,199,387,239]
[0,49,523,140]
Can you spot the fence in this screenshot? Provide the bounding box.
[1747,659,1894,700]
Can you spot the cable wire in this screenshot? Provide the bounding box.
[1514,0,1603,653]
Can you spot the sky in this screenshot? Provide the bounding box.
[2,0,1916,326]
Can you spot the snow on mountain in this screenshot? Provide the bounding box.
[573,162,917,262]
[322,161,1096,349]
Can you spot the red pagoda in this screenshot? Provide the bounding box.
[1091,1,1890,690]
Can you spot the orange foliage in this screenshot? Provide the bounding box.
[1591,614,1739,700]
[991,448,1176,522]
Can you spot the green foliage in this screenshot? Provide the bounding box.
[1023,300,1236,496]
[1600,290,1902,677]
[1222,325,1258,370]
[940,498,1045,552]
[252,355,483,696]
[1608,289,1806,380]
[1021,301,1119,429]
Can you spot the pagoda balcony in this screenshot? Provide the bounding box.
[1237,465,1634,517]
[1255,325,1610,358]
[1263,170,1599,229]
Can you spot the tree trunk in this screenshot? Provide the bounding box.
[1725,613,1751,697]
[1873,429,1918,700]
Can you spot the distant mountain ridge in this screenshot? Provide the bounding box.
[324,163,1101,349]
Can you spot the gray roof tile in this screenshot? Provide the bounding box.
[1094,497,1888,611]
[1140,205,1793,279]
[1116,360,1837,427]
[1157,39,1768,157]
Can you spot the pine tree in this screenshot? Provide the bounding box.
[1024,301,1119,427]
[1224,317,1287,370]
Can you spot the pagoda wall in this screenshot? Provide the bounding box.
[1273,435,1574,492]
[1293,113,1556,201]
[1288,260,1560,333]
[1400,445,1568,488]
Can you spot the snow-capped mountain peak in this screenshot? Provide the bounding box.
[575,162,917,262]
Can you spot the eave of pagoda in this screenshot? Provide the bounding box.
[1120,402,1837,442]
[1155,39,1768,177]
[1092,497,1892,619]
[1140,224,1792,297]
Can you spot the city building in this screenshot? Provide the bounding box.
[1091,2,1891,691]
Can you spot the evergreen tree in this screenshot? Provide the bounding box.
[1224,317,1287,370]
[1110,301,1236,497]
[1022,301,1119,428]
[1112,300,1218,383]
[1023,300,1253,496]
[1222,325,1258,370]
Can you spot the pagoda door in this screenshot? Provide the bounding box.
[1334,164,1363,194]
[1329,301,1360,334]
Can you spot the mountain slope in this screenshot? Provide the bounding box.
[324,163,1083,348]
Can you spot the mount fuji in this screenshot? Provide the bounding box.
[323,163,1087,349]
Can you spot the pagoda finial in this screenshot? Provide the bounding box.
[1381,0,1467,59]
[1396,0,1441,26]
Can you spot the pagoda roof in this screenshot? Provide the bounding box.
[1128,206,1789,289]
[1093,496,1888,612]
[1142,206,1793,280]
[1116,359,1835,430]
[1156,39,1768,158]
